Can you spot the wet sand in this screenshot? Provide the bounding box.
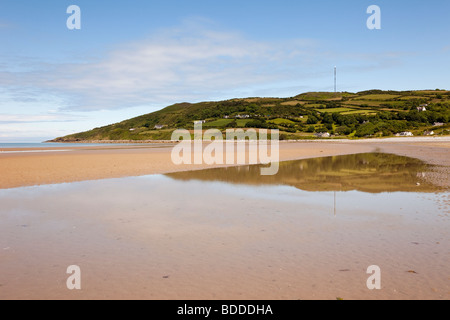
[1,137,449,190]
[0,174,448,300]
[0,137,448,300]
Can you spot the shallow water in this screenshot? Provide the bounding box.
[0,143,142,148]
[167,153,446,193]
[0,153,448,300]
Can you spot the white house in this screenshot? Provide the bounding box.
[417,106,427,112]
[314,132,331,138]
[396,131,414,137]
[423,131,434,136]
[154,125,165,130]
[194,120,206,125]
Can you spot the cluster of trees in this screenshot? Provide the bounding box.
[244,120,278,129]
[186,101,320,123]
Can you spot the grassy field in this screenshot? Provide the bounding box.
[415,90,449,94]
[236,119,250,127]
[355,94,400,100]
[295,92,344,101]
[341,110,376,115]
[317,107,355,113]
[204,119,250,127]
[280,100,304,106]
[268,118,296,125]
[345,100,390,107]
[204,119,233,127]
[397,96,429,100]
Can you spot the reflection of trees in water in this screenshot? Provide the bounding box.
[167,153,442,193]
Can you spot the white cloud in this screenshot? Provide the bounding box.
[0,21,326,111]
[0,122,68,140]
[0,113,82,123]
[0,20,408,112]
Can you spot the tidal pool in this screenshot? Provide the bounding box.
[0,153,448,300]
[167,153,446,193]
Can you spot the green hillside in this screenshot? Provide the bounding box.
[51,89,450,141]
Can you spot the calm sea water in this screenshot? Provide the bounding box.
[0,142,143,148]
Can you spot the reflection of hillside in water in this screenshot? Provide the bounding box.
[166,153,443,193]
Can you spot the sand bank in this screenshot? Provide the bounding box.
[0,137,449,189]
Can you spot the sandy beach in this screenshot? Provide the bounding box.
[0,137,449,300]
[1,137,449,190]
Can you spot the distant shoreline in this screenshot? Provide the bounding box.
[45,139,179,144]
[45,136,450,144]
[0,138,448,190]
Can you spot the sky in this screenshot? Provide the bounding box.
[0,0,449,142]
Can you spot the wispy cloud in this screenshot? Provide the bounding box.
[0,113,83,124]
[0,20,407,112]
[0,21,325,111]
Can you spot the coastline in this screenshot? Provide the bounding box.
[0,137,449,190]
[45,136,450,144]
[44,139,179,144]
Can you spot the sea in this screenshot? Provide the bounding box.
[0,142,141,148]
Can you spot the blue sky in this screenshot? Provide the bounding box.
[0,0,449,142]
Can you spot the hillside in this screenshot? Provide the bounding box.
[51,90,450,141]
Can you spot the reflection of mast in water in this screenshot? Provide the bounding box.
[334,184,342,217]
[334,191,336,217]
